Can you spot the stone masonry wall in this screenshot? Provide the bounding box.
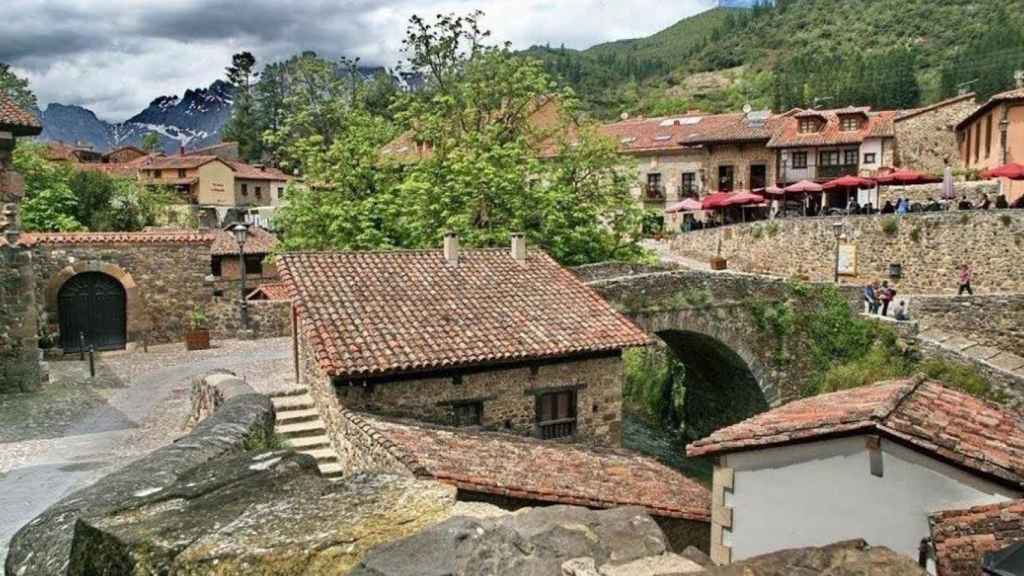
[207,299,291,340]
[667,211,1024,295]
[335,355,625,447]
[912,294,1024,357]
[877,180,998,206]
[31,242,212,347]
[894,95,978,174]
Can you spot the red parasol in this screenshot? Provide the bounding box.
[874,169,941,185]
[665,198,703,213]
[701,191,765,210]
[784,180,824,194]
[981,163,1024,180]
[701,192,734,210]
[822,175,876,190]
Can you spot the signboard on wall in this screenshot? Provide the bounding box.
[837,243,857,276]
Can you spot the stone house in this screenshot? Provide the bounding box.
[0,94,45,392]
[42,141,104,164]
[209,225,278,281]
[135,154,289,208]
[183,141,241,161]
[279,234,651,447]
[928,498,1024,576]
[687,379,1024,570]
[103,145,148,164]
[956,87,1024,203]
[893,93,977,175]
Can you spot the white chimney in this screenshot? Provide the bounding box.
[511,233,527,263]
[443,233,459,265]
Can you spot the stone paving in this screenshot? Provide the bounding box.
[0,337,292,566]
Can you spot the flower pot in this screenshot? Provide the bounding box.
[709,256,728,271]
[185,328,210,351]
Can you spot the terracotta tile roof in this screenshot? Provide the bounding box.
[599,111,780,153]
[247,282,290,301]
[0,94,41,136]
[184,141,240,160]
[688,379,1024,487]
[74,162,141,177]
[279,248,651,379]
[957,87,1024,130]
[227,161,290,181]
[16,230,214,247]
[896,93,977,122]
[768,108,897,148]
[354,412,710,520]
[210,225,278,256]
[929,499,1024,576]
[136,154,223,171]
[42,141,82,162]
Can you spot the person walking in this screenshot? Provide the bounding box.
[958,264,974,296]
[879,280,895,317]
[864,281,879,314]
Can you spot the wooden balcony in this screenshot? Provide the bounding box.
[817,165,860,179]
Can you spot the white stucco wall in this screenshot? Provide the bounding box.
[721,435,1020,566]
[861,138,884,173]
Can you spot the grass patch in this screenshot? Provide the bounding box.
[959,213,971,225]
[1000,213,1013,227]
[751,226,764,240]
[242,430,288,451]
[880,216,899,236]
[765,221,781,237]
[910,226,922,243]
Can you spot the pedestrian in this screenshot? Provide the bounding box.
[980,193,991,210]
[879,280,896,317]
[894,300,910,321]
[958,264,974,296]
[864,281,879,314]
[996,195,1009,209]
[881,200,895,214]
[896,197,909,214]
[958,195,973,210]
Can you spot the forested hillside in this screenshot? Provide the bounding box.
[526,0,1024,119]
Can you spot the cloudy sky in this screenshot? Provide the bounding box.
[3,0,714,121]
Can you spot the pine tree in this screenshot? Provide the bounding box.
[221,52,261,161]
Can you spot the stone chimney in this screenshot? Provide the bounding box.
[511,233,527,263]
[443,233,459,265]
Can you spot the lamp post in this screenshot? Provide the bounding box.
[832,221,844,284]
[231,223,250,332]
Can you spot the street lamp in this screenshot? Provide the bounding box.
[832,221,844,284]
[231,223,250,331]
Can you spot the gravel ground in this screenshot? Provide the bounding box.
[0,337,292,565]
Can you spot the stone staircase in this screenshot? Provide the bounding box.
[270,389,344,479]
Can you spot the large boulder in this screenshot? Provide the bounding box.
[352,505,704,576]
[68,451,456,575]
[704,539,926,576]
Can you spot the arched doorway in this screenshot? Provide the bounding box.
[58,272,127,352]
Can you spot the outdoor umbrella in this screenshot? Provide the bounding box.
[764,185,786,197]
[942,165,956,200]
[874,168,942,185]
[983,541,1024,575]
[701,192,735,210]
[783,180,824,194]
[722,191,766,207]
[665,198,703,213]
[981,163,1024,180]
[823,175,876,211]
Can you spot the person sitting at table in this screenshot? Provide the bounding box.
[996,194,1009,209]
[979,193,991,210]
[958,195,973,210]
[881,200,896,214]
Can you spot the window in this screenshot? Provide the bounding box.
[718,165,735,192]
[843,149,859,166]
[178,169,187,178]
[819,151,840,166]
[681,173,697,195]
[645,173,663,199]
[864,153,877,165]
[241,183,248,196]
[243,255,263,275]
[840,116,861,131]
[798,118,820,133]
[450,401,483,427]
[986,114,993,159]
[210,256,222,277]
[792,151,808,169]
[255,186,262,199]
[153,169,162,178]
[536,389,577,440]
[277,186,285,199]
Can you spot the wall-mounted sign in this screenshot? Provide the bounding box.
[837,243,857,276]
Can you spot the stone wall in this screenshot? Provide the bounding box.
[877,180,998,206]
[207,299,291,340]
[666,211,1024,294]
[571,261,680,283]
[31,242,212,347]
[187,370,256,428]
[894,94,978,174]
[912,294,1024,357]
[334,355,625,447]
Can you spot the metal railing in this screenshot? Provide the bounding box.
[538,418,576,440]
[643,184,666,202]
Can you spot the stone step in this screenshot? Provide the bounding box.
[270,387,310,398]
[271,394,315,411]
[318,462,345,478]
[276,420,328,438]
[300,448,339,463]
[286,435,332,450]
[276,408,320,423]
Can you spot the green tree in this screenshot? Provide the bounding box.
[13,142,82,232]
[140,132,161,153]
[0,63,37,111]
[221,51,261,161]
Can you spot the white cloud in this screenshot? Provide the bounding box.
[3,0,714,121]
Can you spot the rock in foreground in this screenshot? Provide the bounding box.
[68,451,456,575]
[352,505,704,576]
[704,539,926,576]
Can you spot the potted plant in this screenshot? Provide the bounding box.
[185,306,210,351]
[709,237,728,271]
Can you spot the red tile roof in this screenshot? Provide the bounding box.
[768,108,897,148]
[16,230,214,247]
[279,248,651,379]
[957,87,1024,130]
[136,154,224,171]
[0,95,41,136]
[688,379,1024,487]
[930,499,1024,576]
[227,161,290,182]
[599,111,781,153]
[210,225,278,256]
[247,282,291,301]
[354,412,710,520]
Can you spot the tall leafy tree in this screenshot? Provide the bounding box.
[0,63,37,112]
[140,132,161,153]
[221,51,261,160]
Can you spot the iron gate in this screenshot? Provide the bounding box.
[58,272,127,352]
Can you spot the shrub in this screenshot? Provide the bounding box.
[190,306,208,330]
[765,221,781,237]
[880,216,899,236]
[918,358,1006,403]
[910,226,922,243]
[959,213,971,225]
[751,226,764,240]
[623,347,676,425]
[817,343,911,394]
[1000,213,1012,227]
